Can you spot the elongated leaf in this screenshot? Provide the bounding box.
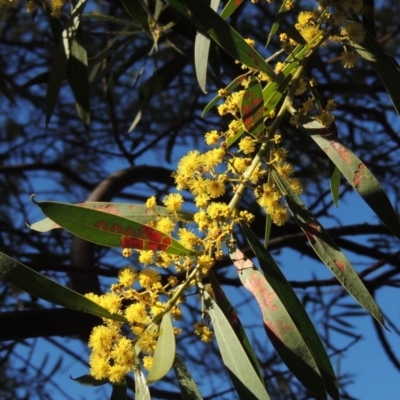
[201,286,270,400]
[147,313,176,383]
[0,251,126,322]
[194,0,220,94]
[0,68,15,103]
[272,169,385,326]
[304,120,400,239]
[230,248,327,400]
[208,271,264,384]
[195,31,211,94]
[29,202,194,232]
[46,37,68,126]
[239,223,339,400]
[46,0,87,126]
[350,24,400,115]
[329,161,341,207]
[71,374,108,386]
[241,76,264,137]
[128,54,189,132]
[266,0,289,47]
[310,86,340,206]
[202,73,248,117]
[32,199,195,256]
[173,353,203,400]
[66,25,90,128]
[111,379,127,400]
[179,0,277,80]
[219,0,244,20]
[119,0,150,33]
[134,366,151,400]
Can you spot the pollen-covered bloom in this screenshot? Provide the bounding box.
[146,195,157,209]
[341,22,365,44]
[138,268,161,289]
[341,51,358,69]
[316,111,334,128]
[163,193,184,211]
[238,136,256,154]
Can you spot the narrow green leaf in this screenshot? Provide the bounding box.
[239,223,339,400]
[173,353,204,400]
[329,161,340,207]
[201,286,270,400]
[147,313,176,384]
[219,0,244,20]
[0,68,15,103]
[71,374,108,386]
[134,366,151,400]
[119,0,150,33]
[29,202,194,232]
[194,0,220,94]
[46,0,88,126]
[180,0,277,80]
[46,38,68,126]
[272,169,385,327]
[350,24,400,115]
[31,199,196,256]
[304,120,400,239]
[66,25,90,128]
[0,251,126,323]
[266,0,290,47]
[195,31,211,94]
[82,13,140,25]
[230,248,327,400]
[309,87,340,206]
[241,76,264,137]
[202,73,248,117]
[208,271,264,384]
[111,379,127,400]
[128,54,189,132]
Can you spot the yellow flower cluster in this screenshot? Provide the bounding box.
[85,264,187,382]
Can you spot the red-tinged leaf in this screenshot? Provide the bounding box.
[202,73,248,117]
[230,248,328,400]
[219,0,244,20]
[31,198,195,256]
[179,0,277,80]
[272,169,385,327]
[238,223,339,400]
[208,271,264,384]
[241,77,264,137]
[303,120,400,239]
[0,251,126,323]
[28,202,193,232]
[201,285,271,400]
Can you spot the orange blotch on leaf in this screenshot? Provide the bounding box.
[334,259,346,271]
[110,224,123,233]
[94,220,109,230]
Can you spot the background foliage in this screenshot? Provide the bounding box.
[1,0,400,399]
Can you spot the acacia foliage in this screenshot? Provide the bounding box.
[1,1,400,399]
